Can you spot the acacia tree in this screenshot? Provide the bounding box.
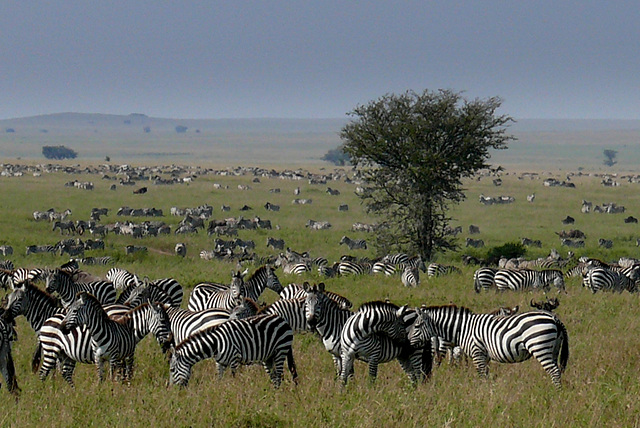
[340,89,514,259]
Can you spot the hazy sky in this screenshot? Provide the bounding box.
[1,1,638,120]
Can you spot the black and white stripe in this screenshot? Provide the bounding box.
[45,268,116,308]
[494,269,565,293]
[473,267,498,293]
[339,236,367,250]
[0,310,19,396]
[401,266,420,287]
[169,313,297,388]
[54,293,173,383]
[337,261,372,276]
[582,267,637,293]
[187,271,244,311]
[427,263,461,277]
[410,305,569,388]
[280,283,353,310]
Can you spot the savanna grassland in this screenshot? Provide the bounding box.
[2,160,640,427]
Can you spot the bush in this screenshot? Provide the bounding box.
[485,242,526,265]
[42,145,78,160]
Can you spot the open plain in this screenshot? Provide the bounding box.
[1,119,640,426]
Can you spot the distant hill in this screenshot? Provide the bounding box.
[1,113,639,170]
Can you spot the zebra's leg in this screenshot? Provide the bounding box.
[286,347,298,385]
[216,361,229,380]
[95,356,107,382]
[270,353,287,389]
[123,356,135,383]
[340,352,355,386]
[38,346,59,381]
[530,348,563,389]
[470,346,490,379]
[367,350,381,383]
[332,355,342,379]
[60,357,77,387]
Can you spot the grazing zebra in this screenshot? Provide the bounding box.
[473,267,498,293]
[427,263,461,277]
[52,221,76,235]
[25,244,58,256]
[494,269,565,293]
[169,314,297,389]
[598,238,613,249]
[465,238,485,248]
[175,243,187,257]
[372,261,397,276]
[339,236,367,250]
[410,305,569,389]
[266,237,285,250]
[0,310,19,396]
[75,256,113,266]
[530,297,560,312]
[401,266,419,287]
[0,245,13,257]
[55,292,173,383]
[582,267,637,293]
[45,268,117,308]
[337,260,372,276]
[382,253,410,267]
[305,219,331,230]
[339,301,429,385]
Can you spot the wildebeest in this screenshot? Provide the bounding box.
[624,216,638,224]
[133,187,148,194]
[561,216,575,225]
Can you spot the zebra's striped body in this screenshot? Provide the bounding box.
[372,261,397,276]
[427,263,461,277]
[339,236,367,250]
[169,314,297,388]
[76,256,113,266]
[582,267,637,293]
[188,272,243,311]
[164,307,231,347]
[45,269,116,308]
[411,305,569,388]
[494,269,565,293]
[56,293,172,383]
[106,267,139,290]
[337,261,372,276]
[339,301,426,385]
[280,283,352,310]
[188,266,282,311]
[233,297,309,333]
[401,266,419,287]
[473,267,498,293]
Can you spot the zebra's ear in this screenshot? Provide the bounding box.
[317,282,325,293]
[302,281,310,292]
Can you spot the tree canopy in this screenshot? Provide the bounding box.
[340,89,514,259]
[42,145,78,160]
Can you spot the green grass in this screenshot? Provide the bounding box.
[3,161,640,426]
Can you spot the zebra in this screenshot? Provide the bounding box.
[409,305,569,389]
[401,266,419,287]
[337,260,372,276]
[169,313,297,389]
[473,267,498,293]
[426,263,461,277]
[75,256,113,266]
[339,236,367,250]
[45,268,117,308]
[582,267,637,293]
[339,301,428,385]
[54,292,173,383]
[25,244,58,256]
[266,237,285,250]
[188,271,244,311]
[0,310,19,397]
[382,253,410,267]
[372,261,397,276]
[494,269,565,293]
[465,238,485,248]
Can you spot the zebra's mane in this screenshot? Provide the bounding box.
[358,300,400,311]
[246,265,269,283]
[24,281,61,307]
[110,302,151,325]
[240,297,264,314]
[423,304,474,315]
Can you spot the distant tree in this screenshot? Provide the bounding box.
[603,149,618,167]
[42,145,78,160]
[341,89,514,259]
[143,126,151,133]
[175,125,188,134]
[105,156,111,162]
[322,147,350,166]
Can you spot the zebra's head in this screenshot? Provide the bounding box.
[4,289,26,319]
[265,266,283,294]
[169,351,191,387]
[149,302,173,353]
[60,291,91,333]
[407,309,437,349]
[44,269,67,295]
[303,282,325,329]
[230,271,245,300]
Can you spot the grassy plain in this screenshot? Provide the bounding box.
[1,161,640,427]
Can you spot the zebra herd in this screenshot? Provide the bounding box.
[0,257,574,395]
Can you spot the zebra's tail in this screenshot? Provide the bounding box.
[473,275,481,293]
[31,342,42,374]
[556,319,569,373]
